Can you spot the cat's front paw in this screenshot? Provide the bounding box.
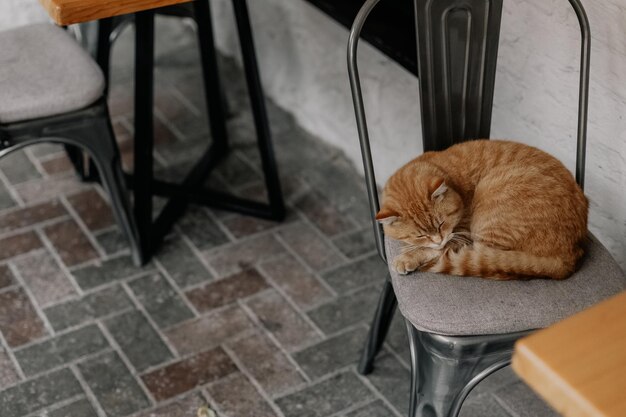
[391,249,442,275]
[391,254,421,275]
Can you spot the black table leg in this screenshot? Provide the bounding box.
[233,0,285,219]
[133,10,155,262]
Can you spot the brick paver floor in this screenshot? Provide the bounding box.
[0,17,554,417]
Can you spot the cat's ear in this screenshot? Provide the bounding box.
[376,207,399,225]
[429,178,448,200]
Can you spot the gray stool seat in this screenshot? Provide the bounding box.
[0,23,104,124]
[387,234,626,336]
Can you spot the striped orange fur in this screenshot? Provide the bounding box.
[378,140,588,280]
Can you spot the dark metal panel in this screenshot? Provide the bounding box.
[415,0,503,151]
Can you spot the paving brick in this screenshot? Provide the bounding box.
[0,347,20,389]
[128,273,194,328]
[141,347,238,401]
[0,288,48,347]
[78,351,151,417]
[203,234,285,277]
[95,228,129,255]
[0,181,17,211]
[0,150,41,184]
[67,189,115,232]
[177,206,229,251]
[213,152,259,189]
[333,228,377,259]
[293,327,368,379]
[14,325,109,376]
[277,222,343,271]
[72,255,153,290]
[386,312,410,361]
[322,254,388,294]
[364,354,410,415]
[13,251,77,307]
[44,284,133,331]
[14,174,90,204]
[0,264,15,289]
[0,200,66,235]
[227,331,305,397]
[156,235,212,288]
[44,219,99,267]
[300,157,370,223]
[207,373,278,417]
[344,400,395,417]
[0,231,43,261]
[0,368,82,417]
[48,398,98,417]
[295,191,355,237]
[29,143,64,158]
[307,285,381,334]
[135,394,207,417]
[40,153,74,176]
[260,254,332,310]
[185,269,268,313]
[275,372,373,417]
[105,310,173,372]
[246,290,320,352]
[493,380,559,417]
[460,394,511,417]
[165,305,255,356]
[221,214,286,239]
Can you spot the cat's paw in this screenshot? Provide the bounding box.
[392,249,442,275]
[391,254,421,275]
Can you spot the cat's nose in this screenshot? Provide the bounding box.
[432,235,442,244]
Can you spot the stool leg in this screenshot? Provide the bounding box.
[358,278,397,374]
[133,10,155,261]
[232,0,285,219]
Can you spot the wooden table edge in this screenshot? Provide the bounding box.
[512,342,603,417]
[38,0,192,25]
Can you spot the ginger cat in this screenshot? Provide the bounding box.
[377,140,588,280]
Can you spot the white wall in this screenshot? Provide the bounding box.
[3,0,624,267]
[210,0,626,268]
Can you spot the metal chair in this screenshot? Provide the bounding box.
[347,1,626,416]
[0,23,142,265]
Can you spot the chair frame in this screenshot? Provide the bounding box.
[0,99,142,265]
[347,0,591,416]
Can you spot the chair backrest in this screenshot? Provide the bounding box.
[347,0,590,263]
[415,0,502,151]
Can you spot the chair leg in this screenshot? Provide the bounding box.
[404,325,532,417]
[88,118,143,266]
[406,321,420,417]
[358,278,397,374]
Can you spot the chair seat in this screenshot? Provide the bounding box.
[387,234,626,336]
[0,23,104,124]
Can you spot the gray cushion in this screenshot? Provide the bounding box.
[387,234,625,336]
[0,23,104,124]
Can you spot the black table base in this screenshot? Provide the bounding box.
[125,0,284,263]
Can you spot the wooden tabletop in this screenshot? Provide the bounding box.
[38,0,191,25]
[512,290,626,417]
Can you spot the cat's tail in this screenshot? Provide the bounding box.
[428,243,575,280]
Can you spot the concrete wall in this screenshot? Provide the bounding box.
[4,0,625,267]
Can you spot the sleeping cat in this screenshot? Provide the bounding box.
[377,140,588,280]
